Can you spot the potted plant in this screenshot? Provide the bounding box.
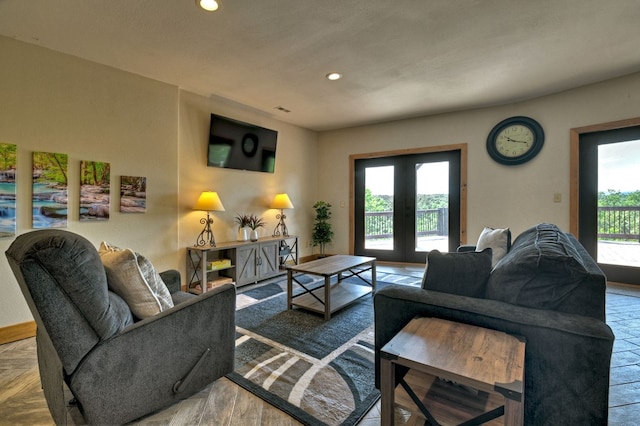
[312,201,333,257]
[247,214,266,241]
[234,213,252,241]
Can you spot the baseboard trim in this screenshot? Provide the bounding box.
[0,321,36,345]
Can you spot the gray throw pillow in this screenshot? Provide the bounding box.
[421,248,493,298]
[99,242,174,319]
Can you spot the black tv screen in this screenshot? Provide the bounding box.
[207,114,278,173]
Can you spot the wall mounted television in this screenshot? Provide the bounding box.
[207,113,278,173]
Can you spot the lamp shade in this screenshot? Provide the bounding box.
[271,193,294,209]
[193,191,225,211]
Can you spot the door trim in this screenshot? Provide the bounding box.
[570,116,640,236]
[349,144,468,255]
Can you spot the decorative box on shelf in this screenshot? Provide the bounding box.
[190,277,234,295]
[207,259,232,270]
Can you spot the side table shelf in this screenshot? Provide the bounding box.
[187,235,298,294]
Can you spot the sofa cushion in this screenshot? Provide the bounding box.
[422,248,492,298]
[476,227,511,267]
[99,242,174,319]
[485,223,602,317]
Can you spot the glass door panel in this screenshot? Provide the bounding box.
[364,165,394,250]
[415,161,449,252]
[597,139,640,267]
[354,150,461,263]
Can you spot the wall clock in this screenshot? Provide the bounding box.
[241,133,259,157]
[486,116,545,165]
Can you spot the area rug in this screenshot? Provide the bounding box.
[227,274,416,426]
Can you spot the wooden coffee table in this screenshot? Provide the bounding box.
[286,255,376,320]
[380,317,525,425]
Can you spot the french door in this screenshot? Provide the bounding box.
[577,124,640,285]
[353,150,461,263]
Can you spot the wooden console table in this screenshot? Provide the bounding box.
[380,317,525,425]
[286,255,376,320]
[187,235,298,293]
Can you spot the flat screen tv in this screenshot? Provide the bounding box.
[207,114,278,173]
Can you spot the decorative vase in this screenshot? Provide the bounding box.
[250,229,259,242]
[237,227,249,242]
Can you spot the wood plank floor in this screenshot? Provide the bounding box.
[1,265,639,425]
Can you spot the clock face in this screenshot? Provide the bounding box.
[486,116,544,165]
[241,133,259,157]
[495,125,535,158]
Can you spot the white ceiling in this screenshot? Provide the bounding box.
[2,0,640,131]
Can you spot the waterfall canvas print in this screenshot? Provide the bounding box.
[32,151,68,229]
[120,176,146,213]
[0,143,17,237]
[79,160,110,221]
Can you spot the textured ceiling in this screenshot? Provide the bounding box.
[1,0,640,131]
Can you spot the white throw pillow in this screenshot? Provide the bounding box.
[476,227,511,267]
[99,242,174,319]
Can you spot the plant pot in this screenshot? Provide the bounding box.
[250,229,259,242]
[237,227,249,242]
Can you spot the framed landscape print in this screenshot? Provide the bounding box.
[33,151,68,229]
[120,176,146,213]
[0,143,17,237]
[80,160,110,221]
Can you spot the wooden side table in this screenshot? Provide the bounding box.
[380,317,525,425]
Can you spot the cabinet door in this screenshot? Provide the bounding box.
[236,245,258,285]
[258,241,279,279]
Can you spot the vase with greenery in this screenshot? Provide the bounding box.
[234,213,252,241]
[312,201,333,256]
[247,214,266,241]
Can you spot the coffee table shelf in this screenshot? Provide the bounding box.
[286,255,376,320]
[289,281,372,316]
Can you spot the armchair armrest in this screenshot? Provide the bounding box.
[69,283,236,425]
[160,269,181,293]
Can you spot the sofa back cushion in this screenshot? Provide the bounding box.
[485,223,606,319]
[422,248,493,298]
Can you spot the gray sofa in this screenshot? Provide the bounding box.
[6,229,236,425]
[374,223,614,425]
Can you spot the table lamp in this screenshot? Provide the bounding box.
[193,191,225,247]
[271,193,294,237]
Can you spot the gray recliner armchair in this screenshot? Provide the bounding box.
[6,229,236,425]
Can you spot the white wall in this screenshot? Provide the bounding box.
[177,91,319,271]
[0,37,318,329]
[0,37,180,328]
[318,72,640,254]
[2,32,639,330]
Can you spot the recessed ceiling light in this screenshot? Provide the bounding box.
[326,72,342,81]
[197,0,219,12]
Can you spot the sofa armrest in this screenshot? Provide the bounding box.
[374,284,614,425]
[456,245,477,252]
[160,269,181,293]
[69,283,236,425]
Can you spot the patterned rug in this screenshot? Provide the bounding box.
[227,274,420,425]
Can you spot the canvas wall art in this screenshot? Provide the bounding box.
[0,143,17,237]
[79,160,110,221]
[32,151,68,229]
[120,176,146,213]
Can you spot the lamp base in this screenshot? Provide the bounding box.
[272,210,289,237]
[196,213,216,247]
